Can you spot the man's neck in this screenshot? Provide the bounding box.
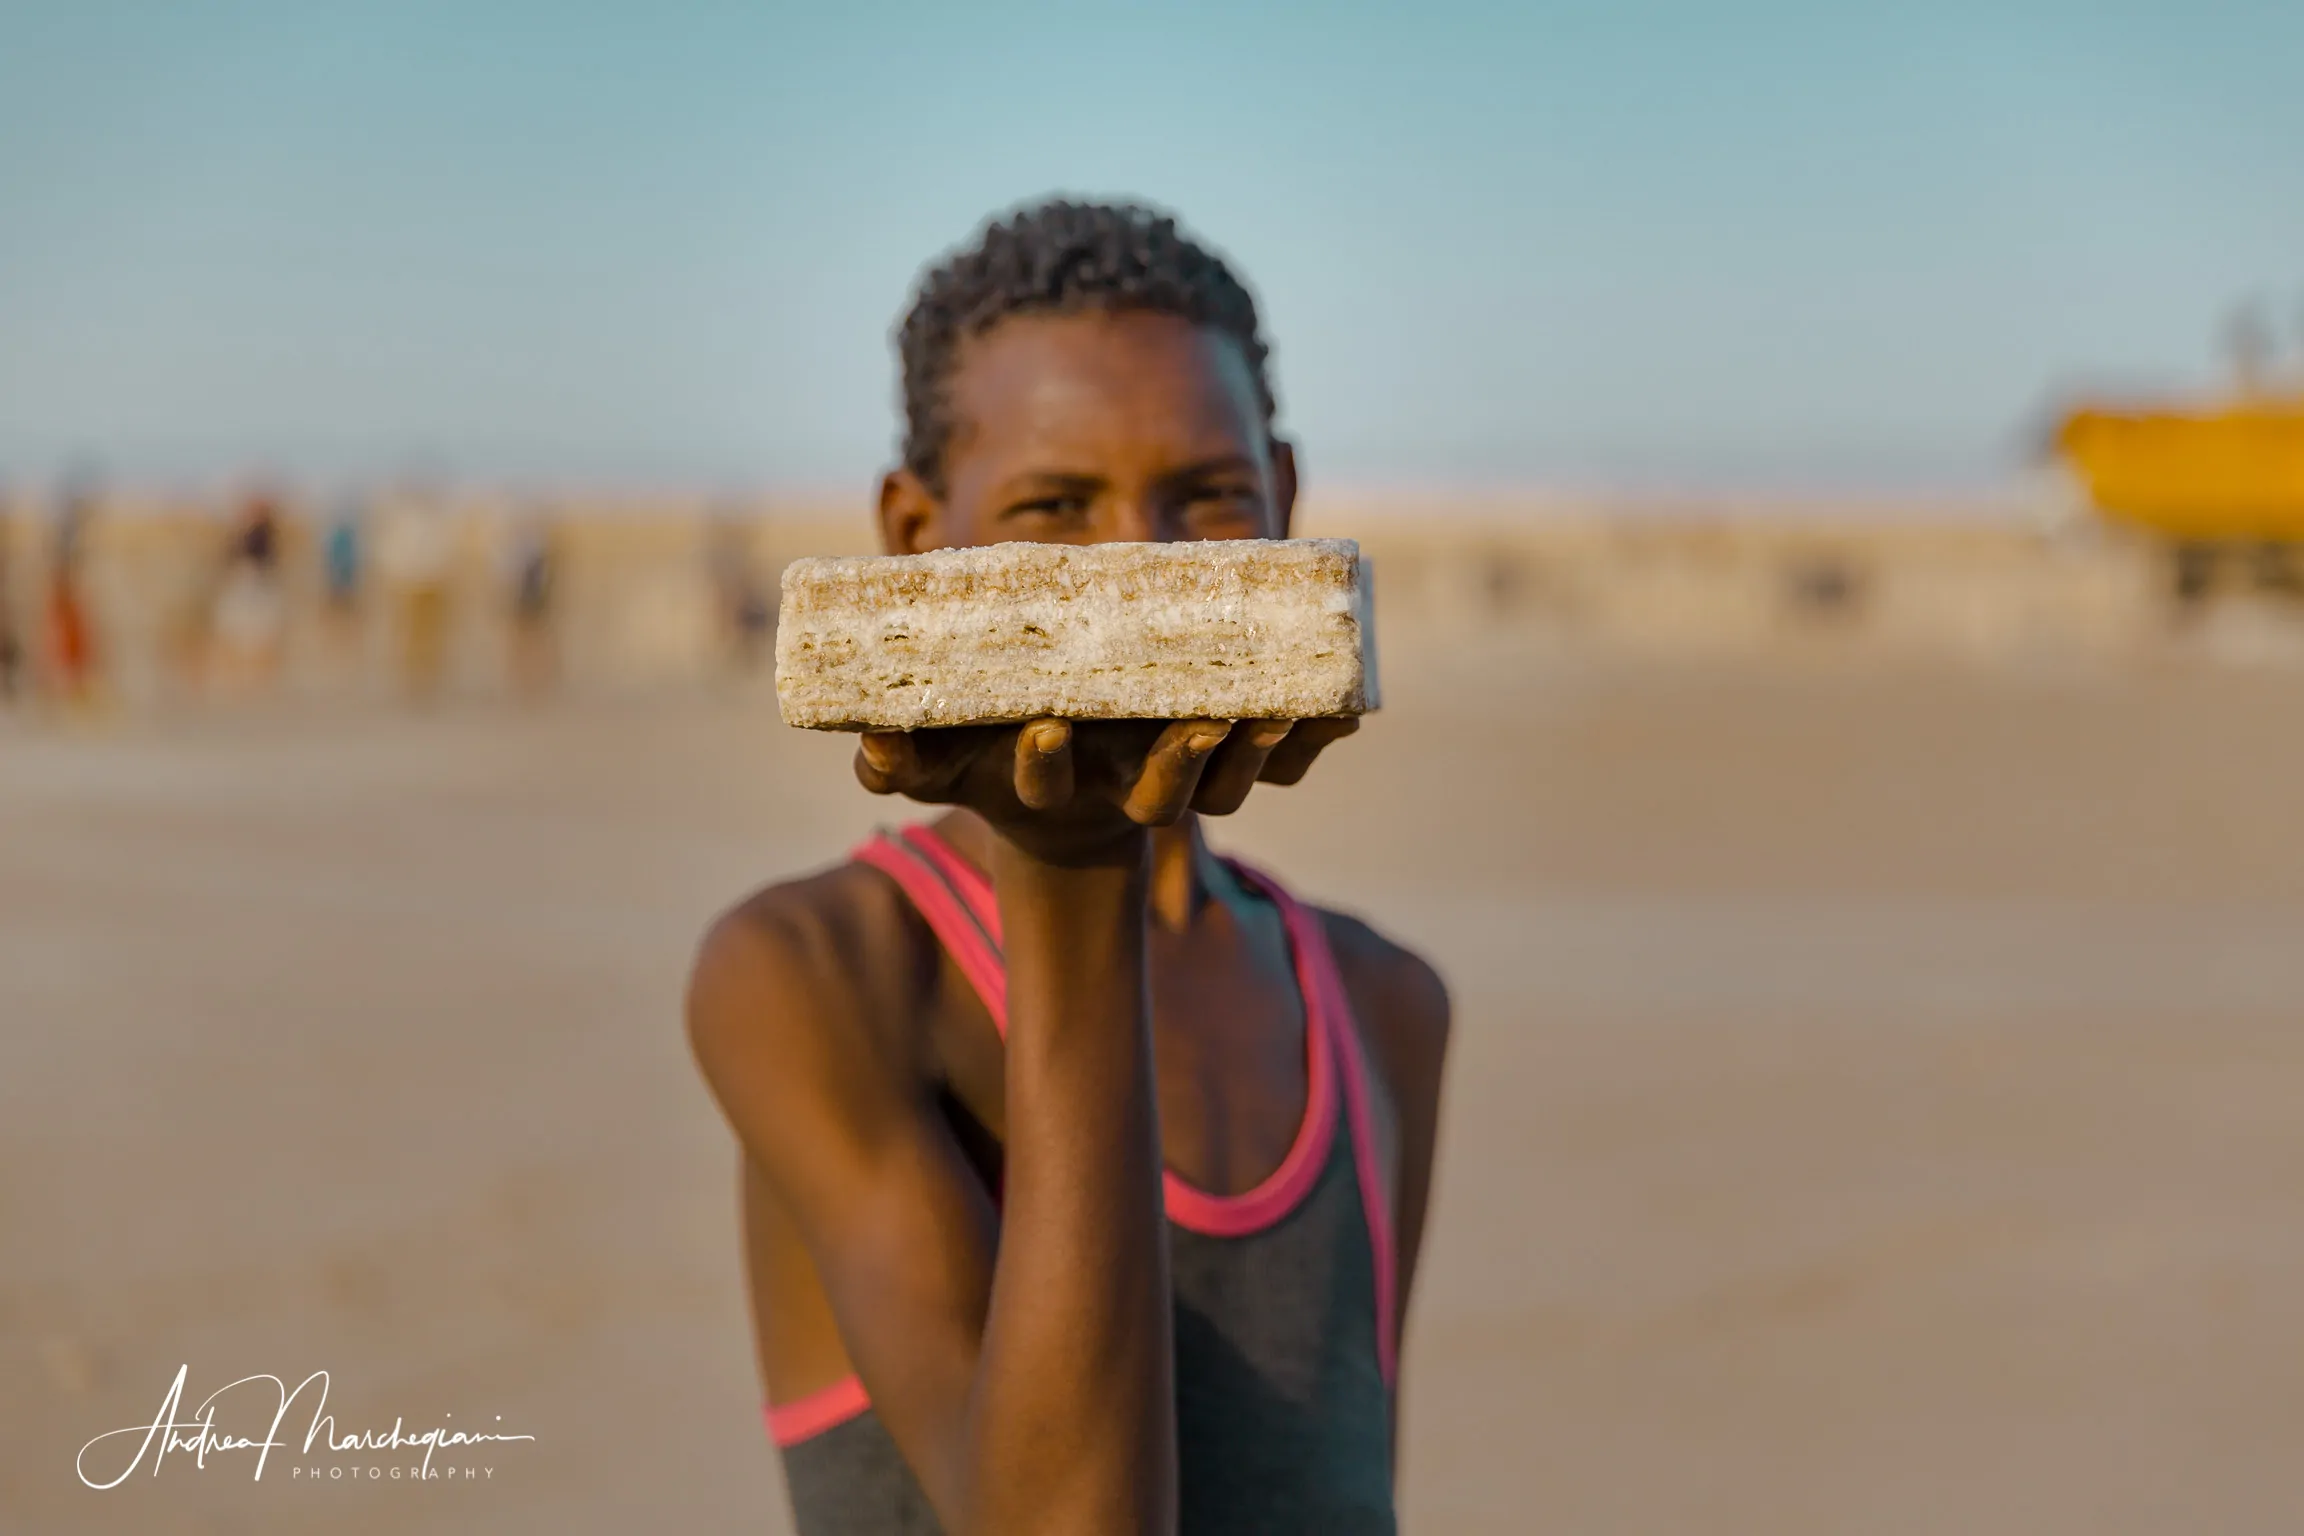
[934,810,1215,934]
[1145,817,1211,934]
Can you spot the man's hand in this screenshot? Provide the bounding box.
[851,716,1361,862]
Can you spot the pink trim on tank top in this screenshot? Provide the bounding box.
[898,823,998,932]
[763,1374,873,1447]
[763,826,1398,1444]
[870,827,1339,1236]
[1174,860,1340,1237]
[856,832,1009,1023]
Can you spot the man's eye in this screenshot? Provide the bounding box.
[1184,488,1260,526]
[1007,496,1087,519]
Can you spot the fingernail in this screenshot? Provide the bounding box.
[1249,721,1293,747]
[1189,725,1231,752]
[860,734,900,769]
[1028,720,1069,753]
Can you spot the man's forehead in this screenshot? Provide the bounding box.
[948,310,1264,460]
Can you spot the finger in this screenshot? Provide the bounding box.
[856,729,972,802]
[1012,718,1075,811]
[1256,715,1360,786]
[854,731,918,797]
[1190,719,1295,816]
[1122,720,1233,826]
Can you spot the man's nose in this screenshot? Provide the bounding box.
[1105,499,1162,543]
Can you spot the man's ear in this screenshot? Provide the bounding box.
[1267,438,1300,539]
[877,468,942,555]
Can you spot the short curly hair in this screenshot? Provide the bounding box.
[895,198,1278,494]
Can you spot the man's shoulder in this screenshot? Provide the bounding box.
[686,855,930,1076]
[1308,901,1452,1099]
[1311,904,1449,1028]
[702,857,905,969]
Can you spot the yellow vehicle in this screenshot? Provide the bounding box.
[2052,363,2304,600]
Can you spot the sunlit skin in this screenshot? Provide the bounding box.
[688,308,1450,1536]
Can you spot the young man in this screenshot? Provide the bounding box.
[689,199,1451,1536]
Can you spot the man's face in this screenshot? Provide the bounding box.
[879,309,1296,554]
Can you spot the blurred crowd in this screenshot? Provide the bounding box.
[0,474,780,716]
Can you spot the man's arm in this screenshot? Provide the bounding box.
[690,883,1000,1517]
[966,840,1174,1533]
[687,850,1174,1536]
[1328,916,1454,1470]
[1375,948,1453,1356]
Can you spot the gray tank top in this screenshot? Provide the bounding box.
[761,825,1400,1535]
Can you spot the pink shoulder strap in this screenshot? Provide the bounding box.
[1228,860,1401,1390]
[896,823,1000,937]
[852,827,1007,1024]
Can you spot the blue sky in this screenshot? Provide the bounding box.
[2,0,2299,496]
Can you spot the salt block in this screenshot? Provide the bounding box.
[775,539,1380,730]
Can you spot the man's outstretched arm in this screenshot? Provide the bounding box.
[688,849,1173,1536]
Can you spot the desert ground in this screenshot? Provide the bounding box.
[3,642,2302,1534]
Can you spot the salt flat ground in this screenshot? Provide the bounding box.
[2,651,2301,1534]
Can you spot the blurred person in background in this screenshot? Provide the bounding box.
[689,200,1450,1536]
[499,507,560,699]
[323,494,365,623]
[43,471,102,709]
[207,486,290,695]
[375,489,455,703]
[0,486,22,705]
[314,491,370,689]
[709,509,773,677]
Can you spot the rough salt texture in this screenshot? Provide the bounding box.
[775,539,1380,731]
